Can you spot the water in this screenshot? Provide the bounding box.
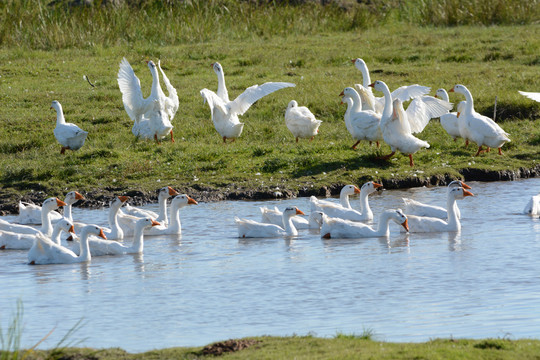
[1,178,539,352]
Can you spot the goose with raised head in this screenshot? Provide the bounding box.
[284,100,322,143]
[435,88,466,142]
[321,209,409,239]
[0,198,66,237]
[449,84,510,156]
[144,194,198,236]
[72,218,160,256]
[340,87,382,149]
[310,181,382,222]
[403,187,474,233]
[117,58,177,143]
[28,225,106,265]
[50,101,88,154]
[352,58,432,114]
[236,207,305,238]
[0,219,74,251]
[403,180,471,219]
[314,184,361,210]
[120,186,179,226]
[15,191,84,225]
[200,62,295,143]
[260,206,310,229]
[519,91,540,103]
[71,195,129,241]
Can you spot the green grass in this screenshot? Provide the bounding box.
[12,336,540,359]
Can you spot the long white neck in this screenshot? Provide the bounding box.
[379,84,393,123]
[50,224,63,246]
[64,203,73,222]
[78,228,92,262]
[349,91,362,113]
[129,222,146,253]
[150,67,160,99]
[282,214,298,236]
[168,204,183,234]
[339,191,351,208]
[156,195,168,224]
[439,91,450,102]
[357,62,372,90]
[375,211,393,236]
[446,195,460,231]
[108,202,124,239]
[216,70,229,102]
[55,106,65,125]
[359,190,373,219]
[40,206,54,237]
[459,87,474,114]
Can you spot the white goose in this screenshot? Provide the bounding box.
[0,219,74,250]
[310,181,382,222]
[260,206,323,229]
[321,209,409,239]
[450,84,510,156]
[403,180,471,219]
[71,195,129,240]
[403,187,474,233]
[524,193,540,216]
[0,198,66,237]
[284,100,322,142]
[15,191,84,225]
[200,62,295,143]
[144,194,198,236]
[369,80,452,166]
[352,58,432,114]
[340,87,382,149]
[120,186,179,226]
[316,184,361,209]
[519,91,540,102]
[50,101,88,154]
[236,207,305,238]
[28,225,106,265]
[117,58,178,143]
[72,218,159,256]
[435,88,466,141]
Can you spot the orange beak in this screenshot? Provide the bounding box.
[118,195,130,203]
[50,106,53,110]
[368,82,375,88]
[69,225,75,233]
[448,87,454,93]
[168,186,179,196]
[187,197,198,205]
[145,60,149,64]
[460,181,472,190]
[373,182,383,189]
[66,235,73,241]
[56,198,67,207]
[339,91,344,97]
[151,219,160,227]
[296,208,305,215]
[99,228,107,239]
[350,59,356,63]
[74,192,85,200]
[354,187,361,194]
[211,62,215,67]
[463,190,474,197]
[457,112,461,118]
[401,219,409,232]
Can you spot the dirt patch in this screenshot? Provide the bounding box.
[201,339,260,356]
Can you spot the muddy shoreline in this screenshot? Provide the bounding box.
[1,165,539,216]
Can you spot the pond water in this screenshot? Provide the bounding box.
[1,178,540,352]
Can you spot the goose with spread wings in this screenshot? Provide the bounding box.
[200,62,295,143]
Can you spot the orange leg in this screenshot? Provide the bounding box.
[465,139,469,147]
[170,130,175,143]
[351,140,361,149]
[474,146,485,156]
[486,147,491,153]
[223,136,227,143]
[60,146,68,154]
[377,151,395,160]
[409,154,415,167]
[154,134,161,145]
[310,136,314,142]
[498,147,503,155]
[296,137,299,143]
[376,141,380,148]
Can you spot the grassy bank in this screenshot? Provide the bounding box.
[9,336,540,359]
[0,7,539,210]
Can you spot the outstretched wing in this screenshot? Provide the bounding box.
[391,84,431,102]
[230,82,296,116]
[200,88,228,118]
[519,91,540,103]
[117,58,152,123]
[157,60,180,119]
[405,96,453,134]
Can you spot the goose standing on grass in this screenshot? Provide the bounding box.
[310,181,382,222]
[519,91,540,103]
[352,58,432,114]
[235,207,305,238]
[435,88,466,142]
[200,62,295,143]
[117,58,178,143]
[369,80,452,166]
[0,198,66,237]
[28,225,106,265]
[0,219,74,250]
[284,100,322,143]
[340,87,382,149]
[524,193,540,216]
[50,100,88,154]
[449,84,510,156]
[403,180,471,219]
[321,209,409,239]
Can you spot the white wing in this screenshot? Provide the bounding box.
[391,84,431,102]
[354,84,376,111]
[519,91,540,103]
[117,58,153,123]
[405,96,453,134]
[230,82,296,116]
[200,88,228,118]
[157,60,180,119]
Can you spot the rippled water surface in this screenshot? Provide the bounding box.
[1,178,540,352]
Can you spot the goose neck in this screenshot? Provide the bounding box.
[446,195,460,229]
[380,84,393,122]
[375,211,392,236]
[130,223,146,253]
[108,202,123,239]
[349,91,363,113]
[282,214,298,236]
[157,195,168,224]
[359,190,372,219]
[40,206,54,237]
[79,229,91,262]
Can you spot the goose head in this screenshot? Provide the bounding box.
[111,195,129,209]
[340,87,358,99]
[158,186,179,199]
[283,207,305,217]
[361,181,383,195]
[435,88,450,102]
[137,217,161,230]
[450,187,474,200]
[341,184,361,196]
[172,194,198,208]
[83,225,107,240]
[43,197,67,211]
[448,180,471,190]
[50,100,62,112]
[56,218,75,234]
[448,84,468,95]
[351,58,368,72]
[394,209,409,232]
[65,191,85,205]
[287,100,298,110]
[212,62,223,75]
[368,80,388,93]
